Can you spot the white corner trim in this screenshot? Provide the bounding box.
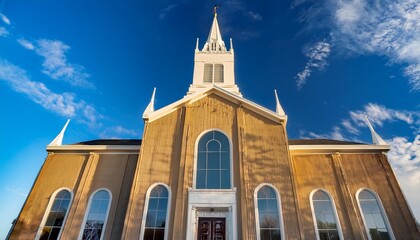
[253,183,285,240]
[78,188,113,240]
[35,187,74,240]
[355,188,396,240]
[309,189,344,240]
[139,183,171,240]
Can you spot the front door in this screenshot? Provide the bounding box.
[197,217,225,240]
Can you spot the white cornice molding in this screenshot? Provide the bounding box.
[289,144,390,154]
[47,144,140,153]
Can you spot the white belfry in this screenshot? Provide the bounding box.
[188,12,241,96]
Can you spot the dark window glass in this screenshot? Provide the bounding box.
[358,190,391,240]
[144,185,169,240]
[40,190,72,240]
[82,190,110,240]
[257,186,282,240]
[312,190,340,240]
[196,131,231,189]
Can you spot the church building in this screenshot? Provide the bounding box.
[8,11,420,240]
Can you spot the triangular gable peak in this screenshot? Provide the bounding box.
[144,86,287,124]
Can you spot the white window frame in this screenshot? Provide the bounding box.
[139,183,172,240]
[78,188,112,240]
[203,63,224,84]
[193,129,234,190]
[35,187,74,240]
[309,189,344,240]
[254,183,285,240]
[356,188,395,240]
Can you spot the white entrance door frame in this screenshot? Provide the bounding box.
[186,188,237,240]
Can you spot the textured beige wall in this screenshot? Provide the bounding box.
[9,154,88,240]
[10,153,138,240]
[122,94,300,239]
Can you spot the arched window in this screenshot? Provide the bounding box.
[357,189,393,240]
[310,190,343,240]
[141,184,171,240]
[196,130,231,189]
[80,189,111,240]
[255,185,284,240]
[37,188,72,240]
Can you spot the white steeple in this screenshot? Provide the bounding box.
[202,12,227,52]
[48,119,70,146]
[364,115,387,145]
[188,8,241,96]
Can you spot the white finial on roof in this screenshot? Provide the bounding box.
[143,87,156,119]
[48,119,70,146]
[364,115,387,145]
[274,89,285,115]
[230,38,234,53]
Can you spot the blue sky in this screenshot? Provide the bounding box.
[0,0,419,238]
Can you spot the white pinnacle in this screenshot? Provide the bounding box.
[364,115,387,145]
[48,119,70,146]
[274,89,285,116]
[143,87,156,119]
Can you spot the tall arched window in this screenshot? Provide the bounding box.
[254,184,284,240]
[141,184,171,240]
[310,190,343,240]
[37,188,73,240]
[80,189,111,240]
[357,189,393,240]
[196,130,231,189]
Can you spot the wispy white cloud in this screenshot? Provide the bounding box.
[5,187,27,198]
[0,13,10,25]
[304,0,420,91]
[17,38,35,50]
[387,135,420,219]
[296,41,331,89]
[17,39,93,88]
[159,4,177,19]
[0,26,8,37]
[99,126,139,139]
[307,126,347,141]
[301,103,419,141]
[247,11,262,21]
[0,59,101,128]
[346,103,416,130]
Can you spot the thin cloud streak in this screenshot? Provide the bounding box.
[296,41,331,89]
[0,13,10,25]
[0,59,101,128]
[0,27,8,36]
[5,187,28,198]
[99,126,140,139]
[17,38,93,89]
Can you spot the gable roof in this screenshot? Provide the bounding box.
[143,85,287,124]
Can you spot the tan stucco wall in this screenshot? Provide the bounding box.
[10,152,138,240]
[9,154,88,239]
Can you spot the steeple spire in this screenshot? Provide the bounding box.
[202,5,226,52]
